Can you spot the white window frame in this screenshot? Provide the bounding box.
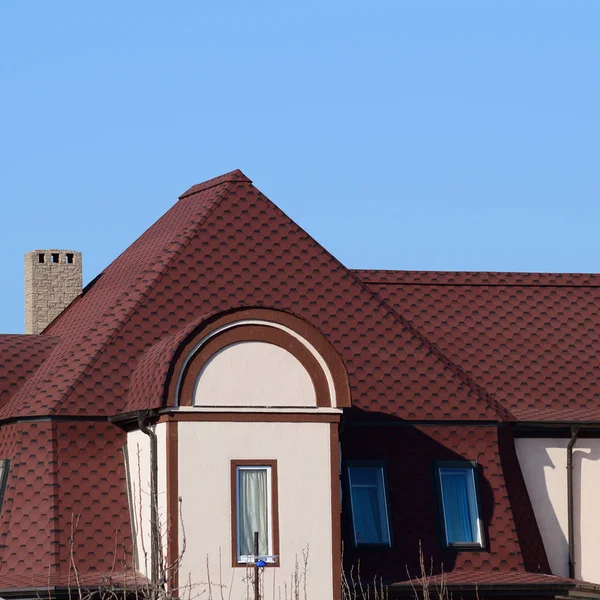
[235,464,275,563]
[347,463,392,547]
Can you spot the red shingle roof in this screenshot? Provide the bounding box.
[1,170,497,422]
[393,569,600,590]
[356,269,600,421]
[0,335,58,409]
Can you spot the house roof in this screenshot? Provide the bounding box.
[1,169,500,423]
[2,170,600,592]
[356,269,600,422]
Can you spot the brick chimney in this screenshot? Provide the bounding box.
[24,250,82,334]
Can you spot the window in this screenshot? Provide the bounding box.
[0,459,9,514]
[347,463,391,546]
[231,460,279,565]
[435,461,484,548]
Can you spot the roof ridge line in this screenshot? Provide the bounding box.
[352,269,600,287]
[178,169,251,200]
[50,182,240,414]
[351,274,516,421]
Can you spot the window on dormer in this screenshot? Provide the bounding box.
[0,459,10,515]
[347,463,391,546]
[435,461,484,548]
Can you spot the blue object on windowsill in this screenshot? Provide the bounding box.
[256,560,267,567]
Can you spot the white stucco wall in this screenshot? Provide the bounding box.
[178,421,334,600]
[126,423,167,579]
[193,341,317,407]
[515,438,600,583]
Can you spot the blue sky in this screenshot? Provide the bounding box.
[1,1,599,333]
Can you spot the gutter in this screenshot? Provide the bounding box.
[138,410,160,586]
[567,425,580,579]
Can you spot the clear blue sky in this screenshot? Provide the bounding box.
[1,1,599,333]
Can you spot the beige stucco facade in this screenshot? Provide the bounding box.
[515,438,600,583]
[177,420,334,599]
[127,423,168,577]
[194,341,317,407]
[126,318,341,598]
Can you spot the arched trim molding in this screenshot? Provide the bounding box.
[170,308,351,409]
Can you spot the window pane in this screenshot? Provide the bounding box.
[238,468,269,557]
[350,467,379,486]
[348,466,390,545]
[0,459,9,513]
[439,468,480,545]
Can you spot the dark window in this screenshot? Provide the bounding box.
[66,253,74,264]
[435,461,484,548]
[347,463,391,546]
[38,253,45,264]
[0,459,10,514]
[51,253,59,263]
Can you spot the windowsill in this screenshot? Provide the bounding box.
[235,560,279,568]
[444,542,486,551]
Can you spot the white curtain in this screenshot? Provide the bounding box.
[238,468,269,557]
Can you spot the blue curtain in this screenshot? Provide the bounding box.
[440,469,476,543]
[349,467,389,545]
[352,486,384,543]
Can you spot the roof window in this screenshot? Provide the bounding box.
[435,461,484,549]
[0,459,10,516]
[347,462,392,546]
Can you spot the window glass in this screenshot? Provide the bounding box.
[348,465,391,546]
[236,466,272,561]
[438,467,482,545]
[0,459,9,514]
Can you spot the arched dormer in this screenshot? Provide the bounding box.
[171,308,351,410]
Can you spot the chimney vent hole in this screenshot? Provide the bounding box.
[51,253,59,263]
[38,253,45,264]
[66,253,74,264]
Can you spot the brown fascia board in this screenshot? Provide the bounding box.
[343,419,501,427]
[513,422,600,437]
[107,409,159,431]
